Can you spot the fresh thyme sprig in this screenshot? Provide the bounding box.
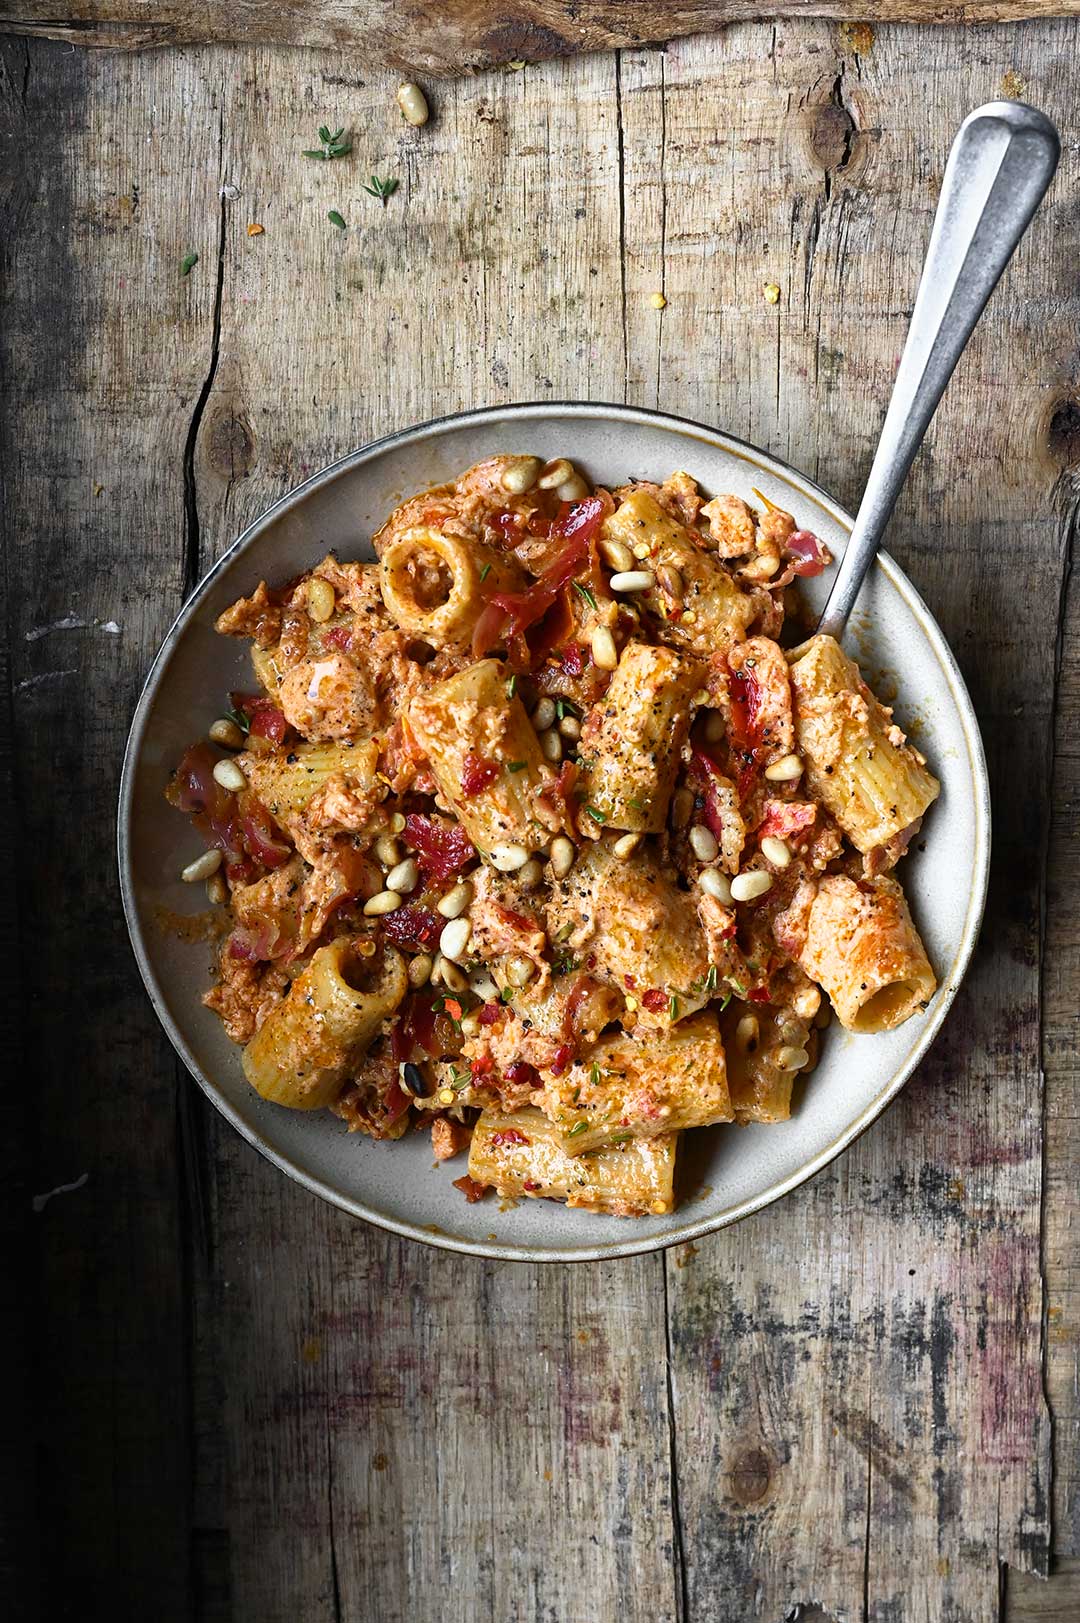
[303,125,352,161]
[362,174,400,206]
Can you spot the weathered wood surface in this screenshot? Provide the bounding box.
[2,18,1078,1622]
[4,2,1080,71]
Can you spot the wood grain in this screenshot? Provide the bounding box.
[2,2,1080,72]
[3,17,1078,1622]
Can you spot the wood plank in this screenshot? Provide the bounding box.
[188,44,679,1620]
[1008,1560,1080,1622]
[3,2,1080,71]
[0,37,230,1619]
[614,18,1072,1615]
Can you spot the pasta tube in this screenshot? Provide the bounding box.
[407,658,555,854]
[468,1108,677,1216]
[795,873,936,1032]
[545,837,711,1025]
[720,999,812,1123]
[602,490,756,653]
[241,738,381,821]
[579,642,699,831]
[537,1014,731,1152]
[241,939,407,1109]
[788,634,939,853]
[380,526,524,651]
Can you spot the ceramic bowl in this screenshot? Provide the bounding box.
[119,403,990,1262]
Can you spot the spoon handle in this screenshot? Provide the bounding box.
[816,100,1060,641]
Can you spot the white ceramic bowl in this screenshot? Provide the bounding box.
[119,403,990,1262]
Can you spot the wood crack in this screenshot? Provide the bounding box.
[662,1259,689,1622]
[615,49,629,398]
[181,98,227,597]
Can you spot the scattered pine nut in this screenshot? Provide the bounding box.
[209,717,244,749]
[363,889,403,916]
[550,836,576,878]
[182,848,222,883]
[397,81,430,126]
[212,759,246,792]
[731,869,773,902]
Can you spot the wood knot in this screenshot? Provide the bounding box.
[1047,395,1080,468]
[811,99,857,177]
[728,1445,774,1506]
[204,407,256,481]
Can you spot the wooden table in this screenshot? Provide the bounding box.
[3,18,1078,1621]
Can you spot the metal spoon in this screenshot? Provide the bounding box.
[816,100,1060,640]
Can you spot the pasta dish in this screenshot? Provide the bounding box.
[166,455,939,1219]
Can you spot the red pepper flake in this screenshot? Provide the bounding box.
[550,1042,574,1075]
[323,624,353,652]
[748,985,771,1003]
[452,1175,488,1204]
[405,813,475,881]
[478,1002,502,1026]
[523,1180,541,1193]
[641,989,669,1013]
[561,642,586,678]
[623,974,637,989]
[491,1128,530,1147]
[470,1052,494,1080]
[442,998,463,1023]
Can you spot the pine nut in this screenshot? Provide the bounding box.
[460,1011,482,1038]
[689,825,719,862]
[364,889,402,916]
[609,570,655,593]
[501,456,543,494]
[213,759,246,792]
[489,842,530,872]
[558,714,580,741]
[532,696,557,731]
[307,577,335,622]
[600,537,635,572]
[389,811,407,834]
[550,836,576,878]
[731,869,773,902]
[208,717,245,749]
[469,968,499,1001]
[613,832,642,860]
[396,80,429,126]
[437,880,473,918]
[506,954,535,987]
[408,953,433,988]
[761,835,791,869]
[703,711,725,743]
[590,625,618,670]
[385,857,420,894]
[699,867,732,904]
[375,835,402,868]
[735,1014,759,1053]
[793,984,821,1021]
[557,473,589,502]
[517,858,544,890]
[539,728,563,763]
[776,1045,809,1071]
[764,753,803,782]
[671,788,694,830]
[537,458,575,490]
[206,873,228,905]
[438,917,472,962]
[632,541,652,560]
[655,563,683,599]
[438,955,468,992]
[181,848,222,883]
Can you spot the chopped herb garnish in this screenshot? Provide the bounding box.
[554,698,580,721]
[362,174,399,205]
[589,1062,602,1088]
[448,1065,470,1092]
[704,964,718,995]
[327,209,347,230]
[499,986,515,1004]
[727,978,747,998]
[572,581,598,612]
[479,562,492,583]
[506,760,527,773]
[585,805,606,824]
[224,706,250,735]
[303,125,352,161]
[506,674,517,700]
[552,954,579,976]
[555,922,573,941]
[669,993,680,1021]
[566,1121,590,1138]
[180,252,199,276]
[717,990,732,1013]
[626,795,646,811]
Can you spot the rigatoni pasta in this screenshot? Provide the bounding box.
[167,452,939,1222]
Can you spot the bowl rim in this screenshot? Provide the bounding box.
[118,399,991,1264]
